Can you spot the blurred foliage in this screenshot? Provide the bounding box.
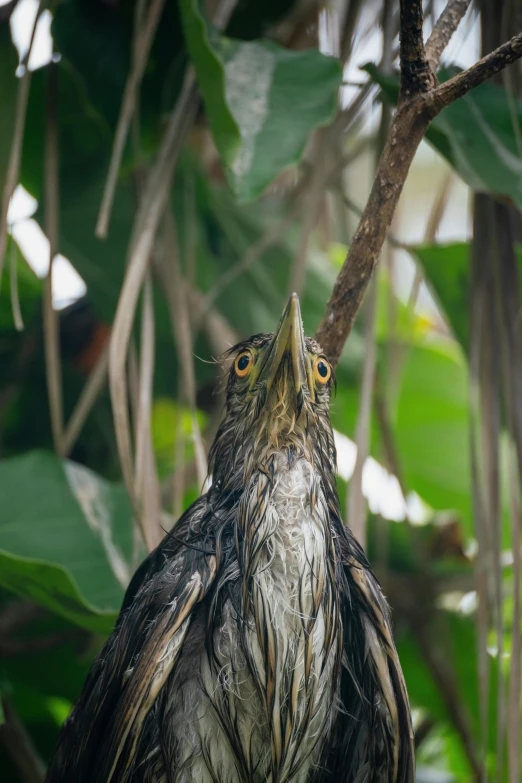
[0,1,520,781]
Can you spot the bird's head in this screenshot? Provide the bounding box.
[209,294,337,489]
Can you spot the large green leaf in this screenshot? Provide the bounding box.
[0,451,134,632]
[180,0,342,201]
[394,338,473,532]
[365,64,522,210]
[411,242,470,349]
[410,241,522,352]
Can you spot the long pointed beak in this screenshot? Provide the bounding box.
[254,293,315,411]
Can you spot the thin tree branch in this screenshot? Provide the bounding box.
[198,208,297,321]
[109,0,238,508]
[316,4,522,366]
[425,0,472,72]
[162,211,207,489]
[432,32,522,108]
[95,0,166,238]
[134,275,162,550]
[62,343,109,456]
[0,2,42,289]
[316,96,431,364]
[43,60,64,455]
[109,66,199,506]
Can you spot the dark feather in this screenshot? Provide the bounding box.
[46,309,414,783]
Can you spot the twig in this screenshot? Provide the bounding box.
[316,3,522,366]
[433,32,522,108]
[95,0,166,238]
[289,119,346,297]
[0,2,42,290]
[171,400,186,522]
[109,0,238,505]
[62,343,109,456]
[189,288,239,354]
[162,211,207,489]
[424,0,472,72]
[345,2,394,549]
[470,195,498,779]
[289,148,327,296]
[43,60,64,455]
[374,387,407,495]
[134,275,162,550]
[198,208,297,321]
[184,170,197,289]
[0,700,45,783]
[109,66,199,506]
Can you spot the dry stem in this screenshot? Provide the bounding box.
[95,0,166,238]
[43,61,64,455]
[0,2,42,291]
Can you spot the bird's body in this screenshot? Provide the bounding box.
[46,296,414,783]
[168,452,337,783]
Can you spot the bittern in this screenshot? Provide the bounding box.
[46,294,414,783]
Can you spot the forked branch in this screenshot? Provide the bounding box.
[424,0,472,72]
[316,0,522,366]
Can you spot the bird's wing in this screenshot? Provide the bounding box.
[46,496,218,783]
[325,521,415,783]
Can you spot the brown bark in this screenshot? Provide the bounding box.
[316,0,522,366]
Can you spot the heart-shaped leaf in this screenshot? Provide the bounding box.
[0,451,135,632]
[180,0,342,201]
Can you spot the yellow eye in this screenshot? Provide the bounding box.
[313,356,331,384]
[234,351,253,378]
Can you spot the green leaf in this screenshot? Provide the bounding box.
[394,339,473,533]
[180,0,342,201]
[0,451,135,632]
[151,398,207,479]
[364,64,522,210]
[410,242,522,352]
[410,242,470,348]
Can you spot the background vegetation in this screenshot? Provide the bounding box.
[0,0,520,781]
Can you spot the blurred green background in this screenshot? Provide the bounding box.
[0,0,520,781]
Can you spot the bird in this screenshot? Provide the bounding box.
[45,293,414,783]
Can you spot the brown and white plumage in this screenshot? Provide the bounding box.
[46,294,414,783]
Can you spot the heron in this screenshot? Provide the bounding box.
[46,293,414,783]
